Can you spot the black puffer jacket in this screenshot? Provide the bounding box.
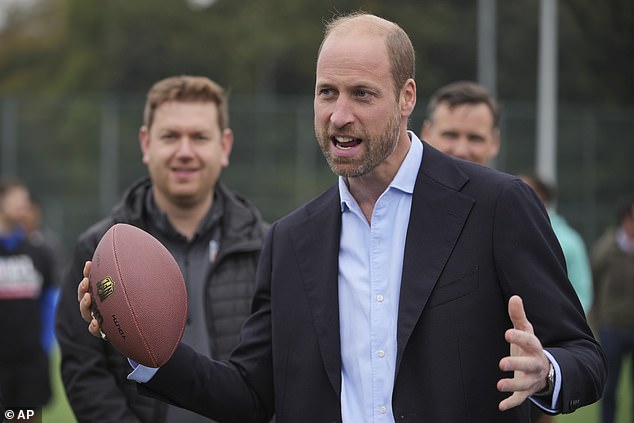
[55,177,269,423]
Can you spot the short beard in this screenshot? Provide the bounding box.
[316,109,402,178]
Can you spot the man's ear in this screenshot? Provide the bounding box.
[139,126,150,165]
[489,128,501,159]
[400,78,417,116]
[220,128,234,168]
[421,120,432,141]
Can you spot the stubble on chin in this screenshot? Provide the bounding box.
[317,133,367,178]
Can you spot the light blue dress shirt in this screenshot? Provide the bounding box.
[338,133,421,422]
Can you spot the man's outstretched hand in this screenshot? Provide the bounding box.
[497,295,551,411]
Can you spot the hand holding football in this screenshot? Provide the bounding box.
[88,223,187,367]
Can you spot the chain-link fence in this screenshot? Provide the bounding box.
[1,93,633,261]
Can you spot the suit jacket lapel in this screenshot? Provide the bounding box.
[396,144,474,373]
[290,186,342,395]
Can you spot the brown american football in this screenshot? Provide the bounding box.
[89,223,187,367]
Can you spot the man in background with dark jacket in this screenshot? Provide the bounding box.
[591,192,634,423]
[55,75,269,423]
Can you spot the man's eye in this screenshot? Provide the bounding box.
[193,134,210,142]
[468,136,486,143]
[319,88,334,96]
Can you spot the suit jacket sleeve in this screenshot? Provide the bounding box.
[493,179,606,413]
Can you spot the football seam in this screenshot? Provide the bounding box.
[112,226,159,367]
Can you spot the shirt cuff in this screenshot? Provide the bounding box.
[529,349,562,413]
[126,358,159,383]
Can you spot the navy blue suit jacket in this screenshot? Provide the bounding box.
[143,142,606,423]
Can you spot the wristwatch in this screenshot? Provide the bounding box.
[534,361,555,397]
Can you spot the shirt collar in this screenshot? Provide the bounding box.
[339,131,424,212]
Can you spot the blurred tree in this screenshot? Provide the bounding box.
[0,0,66,93]
[0,0,632,102]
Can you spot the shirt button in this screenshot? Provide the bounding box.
[377,350,385,358]
[376,294,384,302]
[378,406,387,414]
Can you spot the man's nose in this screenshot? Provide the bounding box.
[451,138,471,159]
[330,97,354,129]
[175,138,195,156]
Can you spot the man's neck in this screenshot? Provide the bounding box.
[346,131,412,223]
[153,191,213,240]
[0,219,16,236]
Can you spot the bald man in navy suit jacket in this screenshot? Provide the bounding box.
[79,12,605,423]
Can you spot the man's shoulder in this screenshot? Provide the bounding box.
[591,227,618,260]
[74,179,151,248]
[217,182,270,237]
[75,217,116,250]
[421,143,515,194]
